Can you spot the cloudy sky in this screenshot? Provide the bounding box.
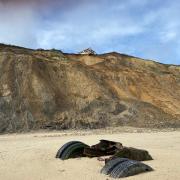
[0,0,180,65]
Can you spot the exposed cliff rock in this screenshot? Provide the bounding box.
[0,44,179,133]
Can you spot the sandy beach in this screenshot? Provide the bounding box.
[0,128,180,180]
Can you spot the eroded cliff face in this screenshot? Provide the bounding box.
[0,44,179,133]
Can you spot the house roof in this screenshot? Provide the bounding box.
[79,48,96,55]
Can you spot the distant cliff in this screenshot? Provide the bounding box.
[0,44,179,133]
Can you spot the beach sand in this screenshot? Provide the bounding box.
[0,128,180,180]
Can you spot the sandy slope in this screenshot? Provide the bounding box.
[0,129,180,180]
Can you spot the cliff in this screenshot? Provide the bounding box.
[0,44,179,133]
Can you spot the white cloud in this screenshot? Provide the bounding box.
[36,0,146,51]
[0,0,180,64]
[160,31,177,43]
[0,3,39,47]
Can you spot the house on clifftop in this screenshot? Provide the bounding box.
[79,48,96,55]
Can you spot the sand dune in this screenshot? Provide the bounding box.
[0,128,180,180]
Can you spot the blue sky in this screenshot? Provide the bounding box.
[0,0,180,65]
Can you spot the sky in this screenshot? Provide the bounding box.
[0,0,180,65]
